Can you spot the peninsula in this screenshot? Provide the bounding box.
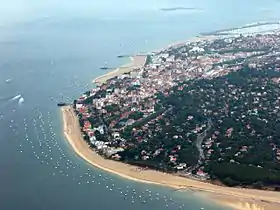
[160,7,204,12]
[62,30,280,210]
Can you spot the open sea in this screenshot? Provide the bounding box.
[0,0,280,209]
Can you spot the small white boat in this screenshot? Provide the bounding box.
[18,97,24,105]
[11,94,21,101]
[5,78,12,83]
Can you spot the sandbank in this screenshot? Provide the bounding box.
[61,106,280,210]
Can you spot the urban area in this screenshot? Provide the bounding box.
[73,32,280,190]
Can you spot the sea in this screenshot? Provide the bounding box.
[0,0,280,209]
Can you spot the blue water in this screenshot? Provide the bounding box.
[1,1,280,209]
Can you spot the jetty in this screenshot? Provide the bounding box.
[117,52,156,58]
[100,66,130,70]
[57,102,68,107]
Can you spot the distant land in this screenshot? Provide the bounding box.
[200,21,280,36]
[160,7,203,12]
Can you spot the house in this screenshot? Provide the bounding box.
[90,136,96,144]
[97,125,105,134]
[142,155,150,160]
[112,132,120,139]
[76,103,83,110]
[169,155,177,163]
[176,163,187,170]
[240,146,248,152]
[196,169,207,177]
[84,121,92,129]
[111,154,121,160]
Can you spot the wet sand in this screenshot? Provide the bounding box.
[61,106,280,210]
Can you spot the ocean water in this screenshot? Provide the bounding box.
[1,1,280,210]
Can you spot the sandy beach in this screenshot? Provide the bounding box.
[92,35,216,85]
[152,35,219,53]
[61,106,280,210]
[93,55,147,85]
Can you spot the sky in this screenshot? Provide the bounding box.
[0,0,165,26]
[0,0,280,26]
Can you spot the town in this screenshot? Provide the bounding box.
[73,33,280,190]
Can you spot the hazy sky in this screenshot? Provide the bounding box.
[0,0,184,26]
[0,0,279,26]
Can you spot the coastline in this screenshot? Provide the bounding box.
[93,55,147,85]
[151,35,219,54]
[61,105,280,210]
[92,35,217,85]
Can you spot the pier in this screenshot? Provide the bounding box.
[100,66,130,70]
[117,52,156,58]
[57,102,68,107]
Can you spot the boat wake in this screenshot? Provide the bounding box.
[0,94,21,102]
[11,94,21,101]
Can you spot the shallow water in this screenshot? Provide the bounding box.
[1,1,280,209]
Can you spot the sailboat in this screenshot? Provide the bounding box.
[100,62,108,70]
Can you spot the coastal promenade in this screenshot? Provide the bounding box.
[61,106,280,210]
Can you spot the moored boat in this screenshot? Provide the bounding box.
[57,102,67,107]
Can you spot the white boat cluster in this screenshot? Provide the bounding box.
[5,106,207,210]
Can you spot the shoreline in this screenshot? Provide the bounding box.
[155,35,219,52]
[92,35,217,85]
[61,105,280,210]
[93,55,147,85]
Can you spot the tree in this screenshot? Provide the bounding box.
[129,111,144,120]
[222,177,239,187]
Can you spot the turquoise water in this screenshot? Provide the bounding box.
[1,1,280,209]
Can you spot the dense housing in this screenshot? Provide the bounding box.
[74,33,280,190]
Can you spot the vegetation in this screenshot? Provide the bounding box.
[145,55,153,66]
[118,66,280,189]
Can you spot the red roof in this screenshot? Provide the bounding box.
[88,131,94,137]
[197,169,206,176]
[80,107,87,113]
[84,121,92,128]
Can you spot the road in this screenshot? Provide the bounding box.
[195,118,212,165]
